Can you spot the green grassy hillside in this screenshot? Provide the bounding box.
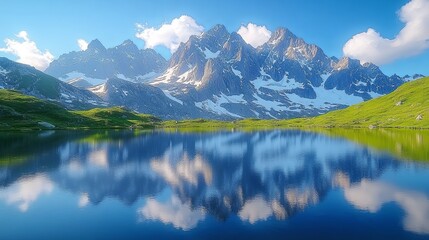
[283,77,429,128]
[0,89,160,130]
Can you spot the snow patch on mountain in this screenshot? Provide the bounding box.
[115,72,158,83]
[60,71,106,85]
[60,93,72,99]
[151,67,177,85]
[252,94,288,112]
[216,93,246,105]
[177,66,201,87]
[286,85,362,110]
[195,93,245,118]
[137,72,158,82]
[354,80,368,87]
[320,73,331,81]
[200,47,220,59]
[252,73,304,92]
[231,67,242,79]
[89,84,107,94]
[162,90,183,105]
[0,66,9,75]
[115,74,134,82]
[195,100,242,118]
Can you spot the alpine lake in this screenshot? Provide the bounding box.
[1,128,428,240]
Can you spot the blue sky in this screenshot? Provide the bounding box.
[0,0,427,75]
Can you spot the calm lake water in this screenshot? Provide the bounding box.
[0,129,429,240]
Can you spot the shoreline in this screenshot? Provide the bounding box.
[1,120,428,132]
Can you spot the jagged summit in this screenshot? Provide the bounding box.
[267,27,297,46]
[115,39,139,53]
[121,39,135,46]
[87,39,106,52]
[206,24,229,36]
[335,57,361,70]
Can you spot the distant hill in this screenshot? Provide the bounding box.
[0,89,159,130]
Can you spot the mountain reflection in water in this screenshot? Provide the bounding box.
[0,129,428,239]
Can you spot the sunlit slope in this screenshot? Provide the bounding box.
[0,89,159,130]
[285,77,429,128]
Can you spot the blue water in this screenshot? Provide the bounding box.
[0,130,428,239]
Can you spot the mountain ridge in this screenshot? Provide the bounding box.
[45,39,167,85]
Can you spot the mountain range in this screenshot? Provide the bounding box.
[2,25,425,120]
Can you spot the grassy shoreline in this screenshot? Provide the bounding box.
[1,117,428,132]
[160,118,429,131]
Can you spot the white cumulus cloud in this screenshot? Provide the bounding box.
[0,31,54,71]
[77,39,88,51]
[343,0,429,65]
[237,23,272,48]
[135,15,204,53]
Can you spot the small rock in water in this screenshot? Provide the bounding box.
[416,114,423,120]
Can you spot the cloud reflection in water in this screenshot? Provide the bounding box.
[0,174,53,212]
[138,195,206,230]
[345,180,429,235]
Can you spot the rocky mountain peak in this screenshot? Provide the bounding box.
[335,57,361,70]
[121,39,135,46]
[87,39,106,52]
[413,73,425,79]
[116,39,139,53]
[223,32,247,53]
[205,24,229,38]
[361,61,381,72]
[268,27,297,46]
